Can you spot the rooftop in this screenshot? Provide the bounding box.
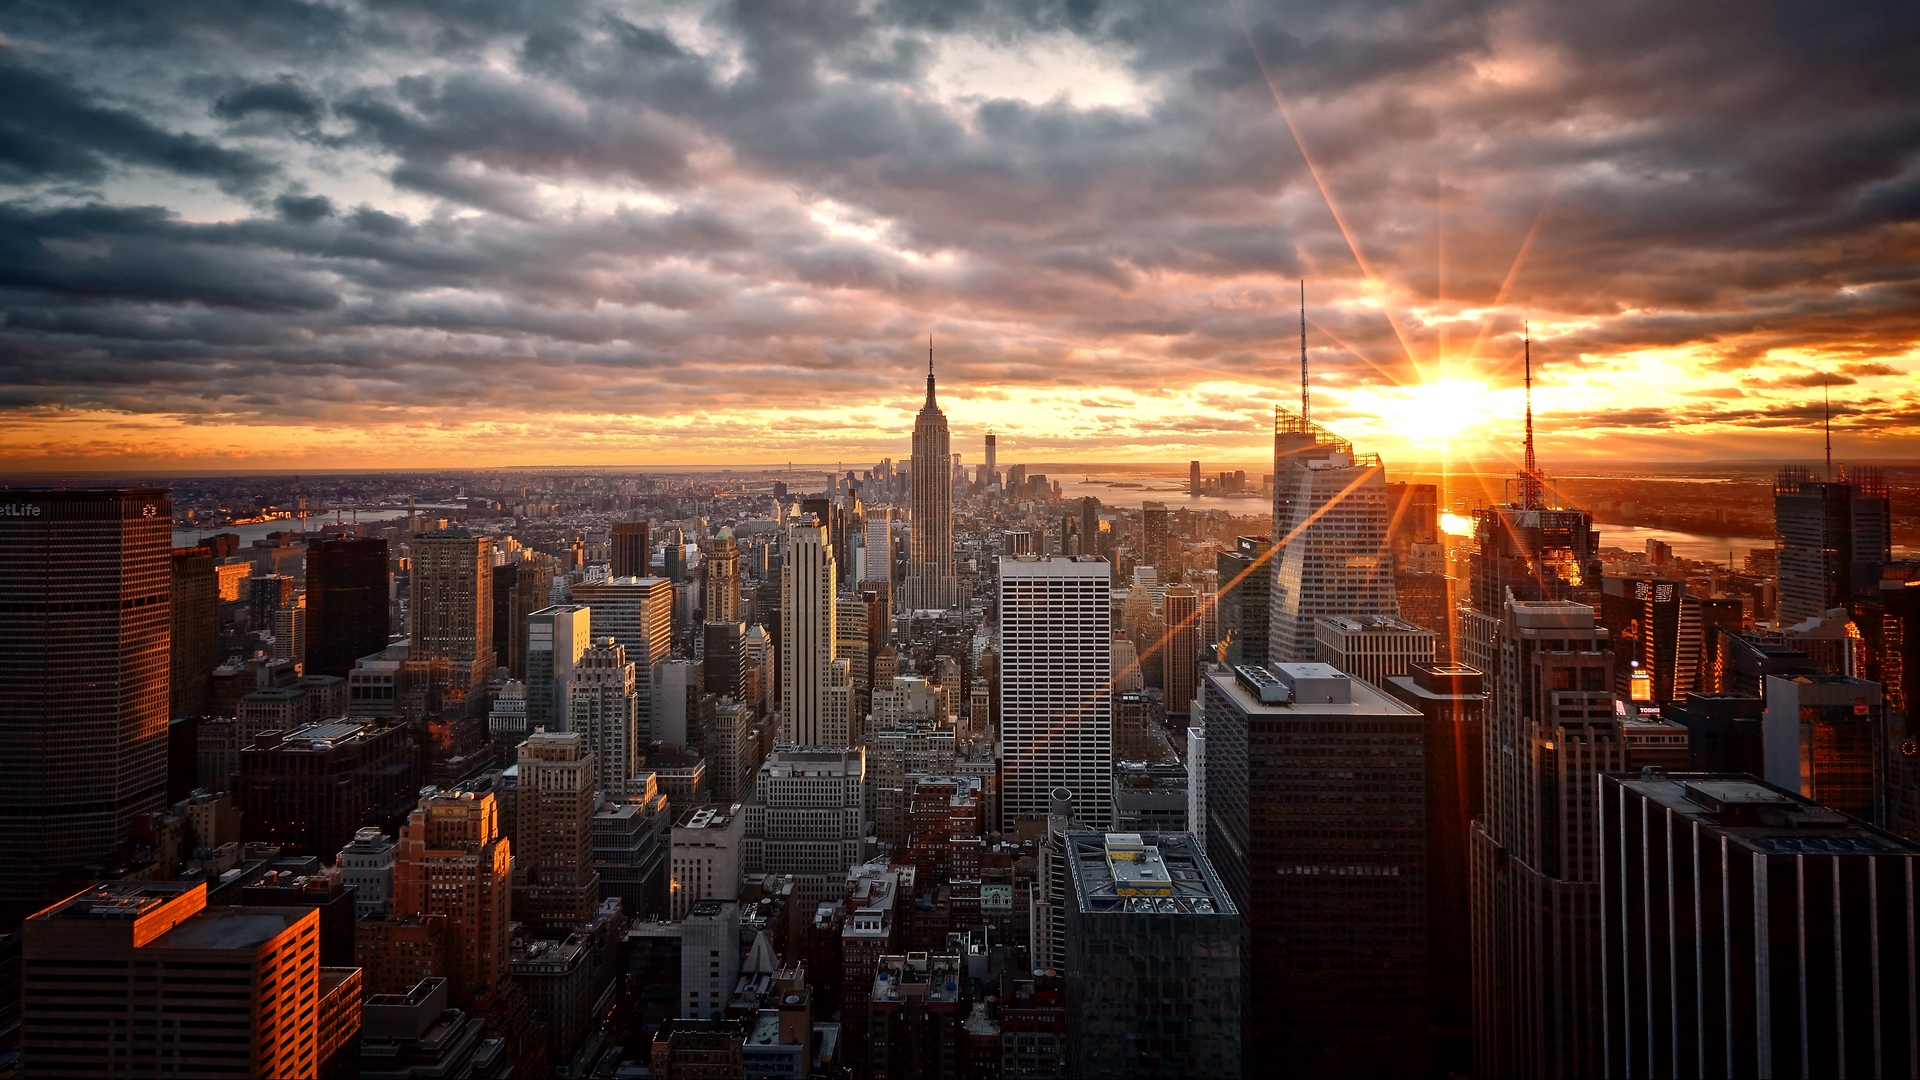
[1315,614,1431,634]
[1065,832,1236,916]
[1612,773,1920,857]
[1211,664,1418,718]
[154,907,304,951]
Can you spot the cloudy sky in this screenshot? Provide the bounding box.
[2,0,1917,471]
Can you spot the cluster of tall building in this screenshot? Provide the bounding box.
[6,333,1919,1079]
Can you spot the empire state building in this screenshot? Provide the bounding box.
[903,345,958,610]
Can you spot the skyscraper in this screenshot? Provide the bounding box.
[572,576,673,735]
[305,536,389,678]
[393,791,513,1012]
[611,520,651,580]
[741,747,867,904]
[1472,597,1623,1078]
[503,553,555,679]
[1599,773,1920,1077]
[1080,496,1103,562]
[1189,460,1202,497]
[780,523,838,746]
[984,430,997,485]
[407,529,494,703]
[860,508,892,595]
[1267,411,1399,663]
[903,348,958,611]
[1774,466,1893,626]
[514,731,602,930]
[1216,535,1272,666]
[0,488,172,908]
[170,545,219,717]
[1062,831,1242,1079]
[1461,341,1602,684]
[570,637,640,797]
[1162,584,1200,719]
[1200,662,1428,1074]
[1142,501,1171,575]
[705,526,741,623]
[526,604,591,733]
[24,880,354,1079]
[998,556,1113,830]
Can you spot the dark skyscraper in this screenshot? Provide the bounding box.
[170,545,220,718]
[0,488,172,909]
[305,536,389,678]
[1216,535,1272,666]
[1142,500,1171,576]
[1472,598,1623,1078]
[611,520,650,579]
[904,348,957,611]
[1201,661,1428,1075]
[1599,773,1920,1078]
[1774,466,1892,626]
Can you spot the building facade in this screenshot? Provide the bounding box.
[1267,412,1399,664]
[999,557,1114,831]
[903,356,958,611]
[780,524,838,747]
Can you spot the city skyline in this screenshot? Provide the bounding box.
[3,4,1918,471]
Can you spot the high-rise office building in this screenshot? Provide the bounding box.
[999,556,1114,831]
[570,638,640,797]
[1599,773,1920,1078]
[526,604,591,733]
[502,553,556,678]
[611,520,651,580]
[1601,576,1705,706]
[1080,496,1103,562]
[407,529,495,702]
[1472,597,1623,1078]
[1762,673,1884,822]
[0,487,172,908]
[393,790,514,1012]
[860,508,893,608]
[1312,614,1436,692]
[671,804,744,920]
[170,545,220,717]
[780,524,838,746]
[1384,661,1486,1076]
[1216,535,1272,666]
[705,526,741,623]
[1163,584,1201,718]
[24,880,357,1079]
[250,572,297,631]
[1267,412,1399,663]
[904,352,958,611]
[236,720,422,857]
[1142,501,1171,576]
[741,747,867,904]
[305,536,389,679]
[984,430,997,483]
[514,731,602,930]
[1200,661,1427,1074]
[1775,466,1892,627]
[572,576,673,733]
[1189,460,1203,497]
[1062,831,1242,1079]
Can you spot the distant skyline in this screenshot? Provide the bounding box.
[3,2,1917,470]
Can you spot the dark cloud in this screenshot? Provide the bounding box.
[0,0,1917,462]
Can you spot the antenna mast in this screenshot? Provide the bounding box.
[1825,384,1832,481]
[1521,325,1543,509]
[1299,280,1310,423]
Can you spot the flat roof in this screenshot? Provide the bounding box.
[154,908,301,951]
[1207,666,1419,719]
[1065,831,1236,916]
[1612,773,1920,857]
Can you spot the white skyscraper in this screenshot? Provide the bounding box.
[903,349,958,611]
[1267,411,1399,664]
[780,524,838,746]
[998,556,1113,830]
[861,508,892,591]
[526,604,591,732]
[569,637,639,797]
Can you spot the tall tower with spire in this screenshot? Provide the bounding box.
[903,339,958,611]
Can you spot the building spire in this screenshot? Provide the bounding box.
[1521,324,1544,509]
[1825,383,1832,481]
[925,335,937,408]
[1299,280,1310,424]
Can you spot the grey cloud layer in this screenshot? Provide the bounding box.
[1,0,1917,441]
